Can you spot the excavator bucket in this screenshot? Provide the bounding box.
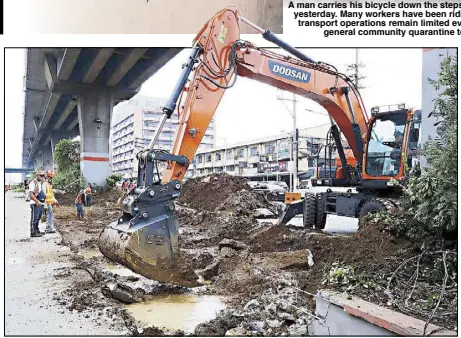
[98,181,202,288]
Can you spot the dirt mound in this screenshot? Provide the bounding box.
[179,174,271,213]
[54,190,123,207]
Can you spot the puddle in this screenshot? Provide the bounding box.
[125,294,226,333]
[104,263,139,277]
[81,250,102,259]
[102,261,141,277]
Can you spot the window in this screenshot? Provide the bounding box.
[206,154,212,162]
[265,144,275,155]
[216,153,222,161]
[226,151,232,160]
[250,146,258,156]
[197,155,203,163]
[366,114,406,177]
[237,148,244,158]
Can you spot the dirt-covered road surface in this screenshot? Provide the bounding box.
[9,0,283,34]
[5,174,456,336]
[4,192,127,335]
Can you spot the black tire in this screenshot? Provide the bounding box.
[315,193,327,230]
[303,192,316,227]
[358,198,395,220]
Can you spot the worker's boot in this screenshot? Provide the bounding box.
[31,231,44,237]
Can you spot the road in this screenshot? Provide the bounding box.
[4,192,125,335]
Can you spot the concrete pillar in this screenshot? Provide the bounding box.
[77,90,113,185]
[42,143,53,171]
[34,155,43,170]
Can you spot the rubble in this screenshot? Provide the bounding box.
[51,175,457,334]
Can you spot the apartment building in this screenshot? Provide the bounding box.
[189,125,331,183]
[111,96,215,177]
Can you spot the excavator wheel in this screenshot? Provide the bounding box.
[302,192,316,228]
[315,193,327,230]
[358,198,396,220]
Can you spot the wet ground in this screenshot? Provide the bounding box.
[7,174,452,335]
[4,192,127,335]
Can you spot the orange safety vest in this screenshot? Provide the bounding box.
[45,182,57,204]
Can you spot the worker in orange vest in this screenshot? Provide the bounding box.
[44,170,59,233]
[84,183,93,207]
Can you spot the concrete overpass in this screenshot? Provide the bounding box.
[5,168,34,174]
[23,47,182,184]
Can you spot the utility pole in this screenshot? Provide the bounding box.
[355,49,359,89]
[276,91,298,192]
[292,92,298,190]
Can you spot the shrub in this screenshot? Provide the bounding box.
[105,173,123,191]
[53,165,86,193]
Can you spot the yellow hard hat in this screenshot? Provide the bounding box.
[47,170,55,178]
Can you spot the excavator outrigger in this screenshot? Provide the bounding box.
[98,7,422,287]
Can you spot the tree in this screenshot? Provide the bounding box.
[404,53,458,237]
[53,139,85,193]
[54,139,80,171]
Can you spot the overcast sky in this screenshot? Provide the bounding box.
[5,48,422,174]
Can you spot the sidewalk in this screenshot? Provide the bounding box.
[4,192,124,335]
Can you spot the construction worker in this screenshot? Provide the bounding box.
[44,170,59,233]
[84,183,93,207]
[75,189,85,219]
[29,170,47,237]
[129,179,135,191]
[24,177,31,201]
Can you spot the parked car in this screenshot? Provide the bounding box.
[252,182,286,202]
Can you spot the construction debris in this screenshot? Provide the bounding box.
[51,175,457,335]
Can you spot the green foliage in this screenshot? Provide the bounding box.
[105,173,123,191]
[373,54,458,244]
[54,139,80,171]
[323,262,380,293]
[53,165,85,193]
[13,184,25,192]
[90,182,101,195]
[405,54,457,236]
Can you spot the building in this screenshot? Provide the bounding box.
[420,48,457,168]
[189,124,333,185]
[111,96,215,177]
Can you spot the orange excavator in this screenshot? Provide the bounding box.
[98,7,422,287]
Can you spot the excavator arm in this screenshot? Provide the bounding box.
[161,7,368,184]
[98,7,370,287]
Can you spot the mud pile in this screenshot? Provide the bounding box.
[178,174,275,215]
[176,174,280,246]
[54,190,122,207]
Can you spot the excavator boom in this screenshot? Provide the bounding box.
[98,7,371,287]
